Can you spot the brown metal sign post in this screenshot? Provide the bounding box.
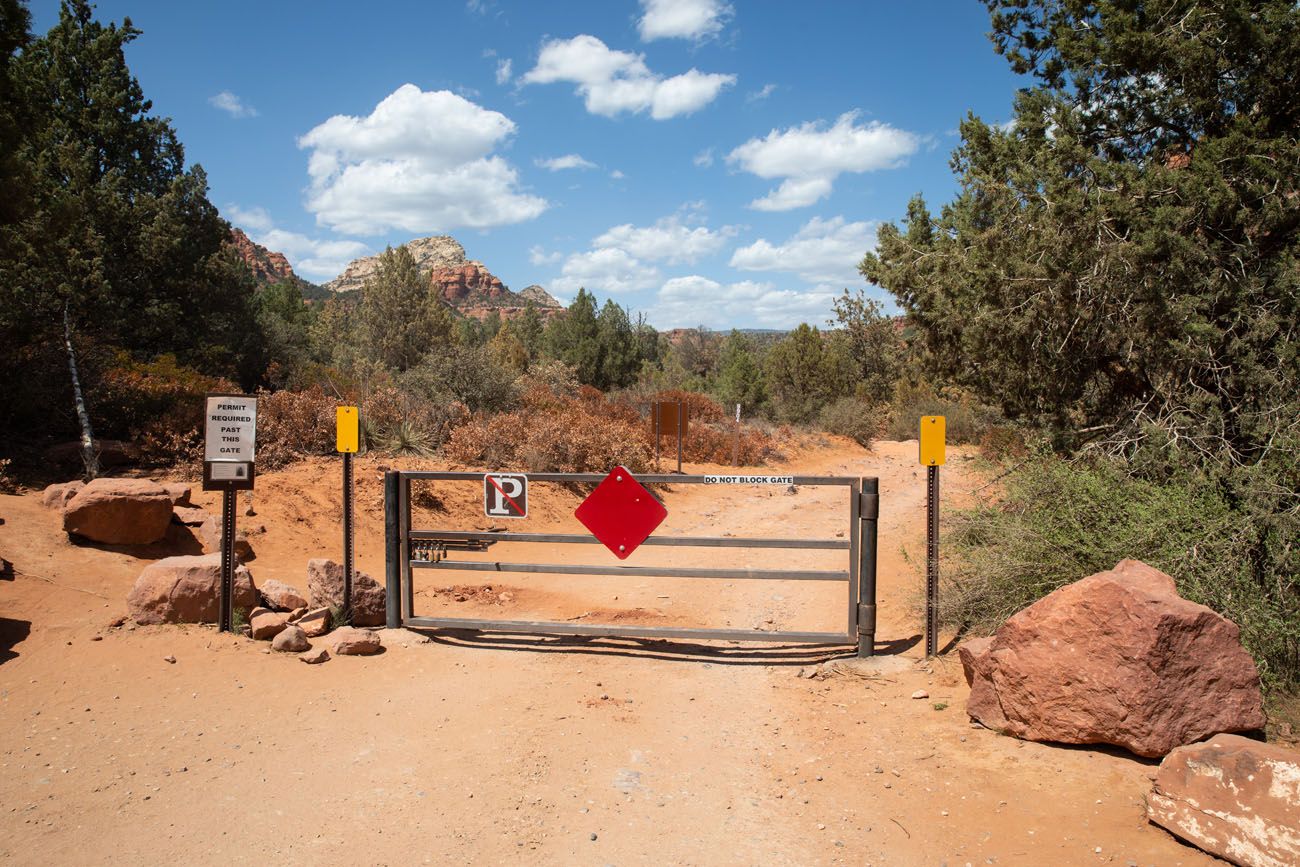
[202,393,257,633]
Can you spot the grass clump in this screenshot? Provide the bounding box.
[947,453,1299,693]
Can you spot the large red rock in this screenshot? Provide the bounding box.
[41,481,83,510]
[1147,733,1300,867]
[959,560,1264,757]
[127,553,259,625]
[195,515,255,561]
[260,579,307,611]
[306,558,386,627]
[63,478,174,545]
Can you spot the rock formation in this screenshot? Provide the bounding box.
[63,478,174,545]
[958,559,1265,757]
[127,554,259,624]
[324,235,467,294]
[228,228,297,283]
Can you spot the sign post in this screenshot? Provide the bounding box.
[651,401,689,474]
[919,415,946,657]
[203,393,257,633]
[336,406,359,623]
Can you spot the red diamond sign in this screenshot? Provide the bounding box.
[574,466,667,560]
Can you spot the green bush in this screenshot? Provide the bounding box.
[885,379,1000,443]
[818,398,882,448]
[947,454,1300,693]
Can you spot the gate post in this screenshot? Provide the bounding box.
[384,470,401,629]
[856,477,879,657]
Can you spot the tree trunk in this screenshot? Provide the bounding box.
[63,305,98,481]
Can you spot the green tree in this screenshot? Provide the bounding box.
[0,0,259,443]
[358,245,455,372]
[831,290,903,404]
[764,324,848,423]
[545,288,602,386]
[514,301,546,363]
[714,330,766,414]
[596,299,639,390]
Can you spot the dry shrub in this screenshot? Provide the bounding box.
[624,389,776,464]
[361,385,469,454]
[256,386,339,470]
[446,386,652,473]
[94,352,236,465]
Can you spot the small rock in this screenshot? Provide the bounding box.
[300,648,329,665]
[163,655,176,664]
[911,689,929,700]
[295,607,332,638]
[260,579,307,612]
[271,625,310,653]
[90,635,102,642]
[589,833,597,841]
[287,607,308,622]
[249,610,290,641]
[329,627,382,656]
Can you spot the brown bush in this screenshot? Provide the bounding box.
[446,386,652,473]
[617,389,776,464]
[255,386,339,470]
[93,352,236,465]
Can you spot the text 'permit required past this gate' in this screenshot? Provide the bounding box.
[382,470,879,656]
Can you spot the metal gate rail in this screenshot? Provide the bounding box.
[384,471,879,655]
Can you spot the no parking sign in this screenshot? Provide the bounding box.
[484,473,528,519]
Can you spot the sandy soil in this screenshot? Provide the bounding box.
[0,438,1219,866]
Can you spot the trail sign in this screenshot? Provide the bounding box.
[336,406,359,453]
[919,415,946,466]
[203,393,257,491]
[574,466,667,560]
[484,473,528,519]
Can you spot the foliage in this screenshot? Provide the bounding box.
[831,290,904,404]
[763,324,855,424]
[883,379,1001,444]
[545,290,658,390]
[446,384,652,473]
[713,330,767,414]
[399,344,518,414]
[358,245,456,373]
[254,386,338,470]
[360,384,468,456]
[948,454,1300,692]
[818,398,881,448]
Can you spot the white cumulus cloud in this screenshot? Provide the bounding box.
[226,204,273,233]
[594,215,735,265]
[726,111,919,210]
[521,35,734,119]
[655,276,838,329]
[209,91,257,118]
[638,0,732,42]
[550,247,661,298]
[535,153,597,171]
[729,215,877,284]
[297,84,546,235]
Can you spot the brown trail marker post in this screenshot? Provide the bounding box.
[202,393,257,633]
[336,406,359,623]
[919,415,945,657]
[651,400,688,474]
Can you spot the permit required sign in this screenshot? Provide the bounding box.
[203,393,257,491]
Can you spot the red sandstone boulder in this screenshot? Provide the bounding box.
[161,484,192,507]
[260,579,307,611]
[195,515,254,561]
[306,558,386,626]
[41,481,83,510]
[959,560,1264,757]
[127,553,258,624]
[64,478,174,545]
[1147,734,1300,867]
[327,626,381,656]
[271,624,310,652]
[250,608,290,640]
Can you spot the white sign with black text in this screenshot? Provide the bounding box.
[205,395,257,462]
[703,475,795,485]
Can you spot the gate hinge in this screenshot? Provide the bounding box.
[858,492,879,520]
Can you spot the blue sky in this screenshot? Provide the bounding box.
[32,0,1026,329]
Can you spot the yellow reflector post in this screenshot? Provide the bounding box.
[336,406,359,453]
[919,415,946,466]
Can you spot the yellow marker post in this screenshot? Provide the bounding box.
[919,415,946,466]
[336,406,359,453]
[336,406,359,621]
[920,415,945,657]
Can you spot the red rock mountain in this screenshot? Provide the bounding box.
[228,228,297,283]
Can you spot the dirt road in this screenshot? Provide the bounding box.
[0,439,1215,865]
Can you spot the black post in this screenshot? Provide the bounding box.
[384,471,401,629]
[857,477,878,658]
[676,399,683,473]
[925,465,940,657]
[219,489,235,632]
[343,451,354,624]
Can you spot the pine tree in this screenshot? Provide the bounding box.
[359,245,455,372]
[545,288,602,386]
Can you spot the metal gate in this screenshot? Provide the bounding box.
[383,471,878,656]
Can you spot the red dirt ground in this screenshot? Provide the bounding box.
[0,438,1219,865]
